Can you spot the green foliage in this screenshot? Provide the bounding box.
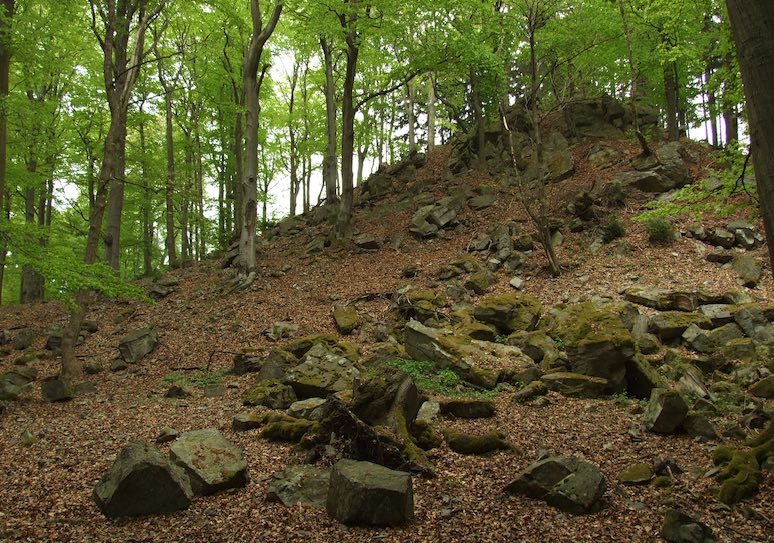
[644,216,678,244]
[385,358,502,399]
[494,334,509,345]
[162,368,228,388]
[602,215,626,243]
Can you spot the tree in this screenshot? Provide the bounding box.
[236,0,282,276]
[726,0,774,272]
[0,0,12,304]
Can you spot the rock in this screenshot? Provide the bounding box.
[463,270,496,294]
[1,366,37,387]
[732,255,763,287]
[353,233,380,251]
[326,459,414,526]
[541,372,609,398]
[749,375,774,399]
[442,428,513,455]
[169,428,248,496]
[287,397,327,420]
[661,509,716,543]
[473,292,543,334]
[232,413,263,432]
[333,305,359,335]
[618,463,654,485]
[650,312,712,340]
[643,389,688,434]
[546,149,575,181]
[438,398,495,419]
[624,287,698,311]
[164,384,192,399]
[699,304,737,326]
[682,413,718,441]
[709,228,735,249]
[654,141,691,187]
[587,144,620,168]
[155,427,179,444]
[625,355,664,399]
[469,193,496,210]
[416,400,440,424]
[93,442,193,518]
[509,277,525,290]
[41,378,73,403]
[305,236,327,254]
[0,379,21,400]
[203,383,225,397]
[266,465,331,507]
[243,379,297,409]
[505,455,606,515]
[409,205,439,237]
[110,359,128,372]
[734,307,774,343]
[616,170,674,193]
[285,344,360,399]
[350,365,424,434]
[512,380,548,403]
[74,381,97,396]
[118,328,159,364]
[264,321,299,342]
[707,248,734,264]
[14,330,36,351]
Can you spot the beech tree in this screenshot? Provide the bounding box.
[726,0,774,271]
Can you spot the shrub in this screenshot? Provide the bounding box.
[645,217,677,244]
[602,215,626,243]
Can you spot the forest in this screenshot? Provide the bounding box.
[0,0,773,541]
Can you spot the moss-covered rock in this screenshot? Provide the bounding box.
[511,380,548,403]
[712,421,774,504]
[541,372,609,398]
[650,312,712,340]
[242,379,297,409]
[261,415,319,443]
[333,305,359,335]
[473,292,543,334]
[409,419,443,450]
[442,428,514,455]
[438,256,481,280]
[508,330,560,366]
[439,398,495,419]
[455,322,498,342]
[618,463,654,485]
[464,270,497,294]
[545,301,635,392]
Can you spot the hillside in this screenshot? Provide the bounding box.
[0,113,773,542]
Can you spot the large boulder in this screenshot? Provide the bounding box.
[541,372,609,398]
[615,170,674,193]
[661,509,716,543]
[350,365,423,431]
[333,305,359,335]
[266,465,331,507]
[284,344,361,398]
[326,459,414,526]
[473,292,543,334]
[118,327,159,364]
[643,389,688,434]
[93,442,193,517]
[243,379,297,409]
[505,455,606,515]
[169,428,248,495]
[546,301,636,393]
[41,378,74,403]
[649,312,712,341]
[654,142,691,187]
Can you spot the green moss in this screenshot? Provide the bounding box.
[548,301,631,346]
[618,463,654,485]
[651,475,672,488]
[260,414,318,443]
[162,368,228,388]
[410,419,443,450]
[442,428,515,455]
[712,434,772,506]
[455,322,497,342]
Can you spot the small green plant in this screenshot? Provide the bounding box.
[602,215,626,243]
[494,334,509,345]
[645,216,677,244]
[385,359,502,398]
[162,368,228,388]
[613,391,633,407]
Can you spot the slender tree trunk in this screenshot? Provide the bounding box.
[723,106,739,146]
[470,68,486,163]
[406,82,416,152]
[320,37,338,206]
[139,117,153,276]
[0,0,13,304]
[427,74,436,153]
[726,0,774,272]
[336,15,359,239]
[663,60,680,141]
[705,68,719,146]
[238,0,282,275]
[104,111,127,269]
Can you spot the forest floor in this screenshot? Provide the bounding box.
[0,137,772,542]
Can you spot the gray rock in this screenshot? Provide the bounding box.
[505,455,606,515]
[0,379,21,400]
[749,375,774,399]
[682,413,718,441]
[14,330,36,351]
[285,344,360,399]
[438,398,495,419]
[650,312,711,340]
[699,304,737,326]
[267,465,331,507]
[232,413,263,432]
[203,383,225,397]
[93,441,193,518]
[287,398,327,420]
[416,400,440,424]
[732,255,763,287]
[469,193,496,210]
[643,389,688,434]
[118,328,159,364]
[709,227,735,249]
[509,277,525,290]
[541,372,609,398]
[169,428,248,496]
[616,170,674,193]
[326,459,414,526]
[353,233,380,251]
[243,379,297,409]
[41,378,73,403]
[654,142,691,187]
[333,305,359,335]
[662,508,715,543]
[734,307,774,343]
[264,321,299,342]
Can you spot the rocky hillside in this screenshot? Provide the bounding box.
[0,98,772,542]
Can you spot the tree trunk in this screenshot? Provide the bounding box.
[238,0,282,275]
[470,68,486,163]
[426,74,436,153]
[723,106,739,146]
[320,37,338,206]
[406,82,416,152]
[726,0,774,272]
[663,61,680,141]
[336,14,359,239]
[139,117,153,276]
[0,0,13,304]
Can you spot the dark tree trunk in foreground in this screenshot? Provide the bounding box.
[726,0,774,272]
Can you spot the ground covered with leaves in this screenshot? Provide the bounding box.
[0,139,772,542]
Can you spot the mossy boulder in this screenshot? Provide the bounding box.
[713,421,774,504]
[464,270,497,294]
[333,305,359,335]
[442,428,513,455]
[409,419,443,450]
[749,375,774,399]
[454,321,498,342]
[438,256,481,279]
[285,344,361,398]
[507,330,560,366]
[243,379,297,409]
[649,312,712,340]
[257,412,319,442]
[618,463,654,485]
[473,292,543,334]
[284,334,360,362]
[438,398,495,419]
[545,301,635,392]
[541,372,609,398]
[512,380,548,403]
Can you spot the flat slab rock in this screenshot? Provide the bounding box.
[169,428,248,495]
[505,455,606,515]
[266,465,331,507]
[93,441,193,518]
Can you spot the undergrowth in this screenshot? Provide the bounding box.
[162,368,228,388]
[385,359,502,399]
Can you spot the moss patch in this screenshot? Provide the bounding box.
[442,428,514,455]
